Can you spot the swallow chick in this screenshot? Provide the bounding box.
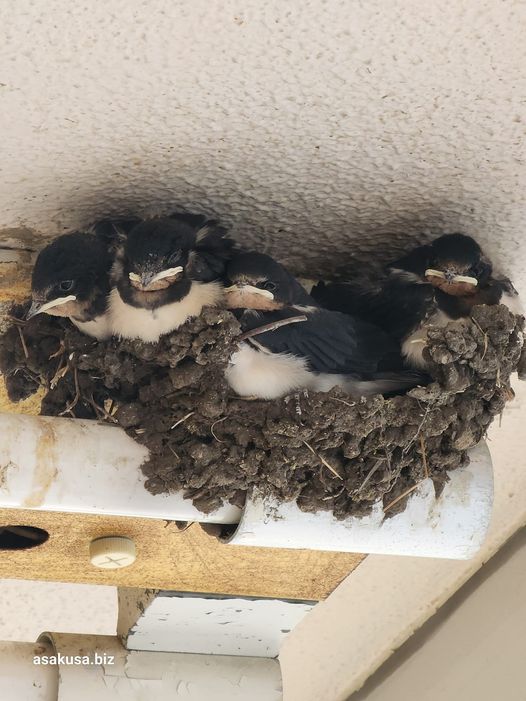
[224,252,424,400]
[312,233,522,369]
[27,232,113,339]
[108,213,234,342]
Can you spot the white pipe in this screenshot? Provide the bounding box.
[0,641,58,701]
[228,442,493,559]
[0,412,493,557]
[39,633,282,701]
[0,413,240,524]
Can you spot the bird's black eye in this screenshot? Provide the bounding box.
[59,280,74,292]
[167,249,182,265]
[261,281,277,292]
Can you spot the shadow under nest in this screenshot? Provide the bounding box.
[0,302,523,519]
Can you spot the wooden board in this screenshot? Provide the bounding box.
[0,506,363,600]
[0,258,32,303]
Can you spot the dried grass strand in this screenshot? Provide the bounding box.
[302,440,343,480]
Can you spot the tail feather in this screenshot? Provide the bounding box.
[344,371,429,397]
[311,371,428,398]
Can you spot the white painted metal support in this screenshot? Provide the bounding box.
[0,640,58,701]
[229,442,493,559]
[117,589,315,657]
[37,633,282,700]
[0,412,493,558]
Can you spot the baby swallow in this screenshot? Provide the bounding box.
[27,232,113,340]
[108,213,234,342]
[224,252,424,400]
[312,233,521,369]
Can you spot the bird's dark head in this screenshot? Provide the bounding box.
[224,252,312,310]
[28,232,111,320]
[424,234,492,296]
[118,216,232,301]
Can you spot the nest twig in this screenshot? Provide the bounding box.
[237,315,308,342]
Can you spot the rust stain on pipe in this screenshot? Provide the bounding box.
[25,421,58,507]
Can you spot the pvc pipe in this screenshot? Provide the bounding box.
[39,633,282,701]
[0,413,240,524]
[228,441,493,559]
[0,641,58,701]
[0,412,493,557]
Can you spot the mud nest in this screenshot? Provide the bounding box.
[0,302,523,518]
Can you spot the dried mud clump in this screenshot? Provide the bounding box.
[0,303,523,518]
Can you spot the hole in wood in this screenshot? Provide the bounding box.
[0,525,49,550]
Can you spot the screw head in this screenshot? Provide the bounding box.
[89,536,136,569]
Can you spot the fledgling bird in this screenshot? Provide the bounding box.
[27,232,114,340]
[312,233,522,369]
[223,251,425,400]
[108,213,234,342]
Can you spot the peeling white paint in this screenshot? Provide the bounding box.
[120,592,314,657]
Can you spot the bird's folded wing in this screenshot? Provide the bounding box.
[187,223,235,282]
[242,308,398,375]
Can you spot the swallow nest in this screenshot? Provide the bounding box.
[0,301,523,518]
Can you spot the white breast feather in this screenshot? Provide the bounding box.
[108,282,223,342]
[226,344,313,399]
[72,315,112,341]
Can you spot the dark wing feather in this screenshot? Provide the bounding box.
[188,222,236,282]
[312,277,435,343]
[90,217,143,250]
[240,308,402,375]
[312,281,379,318]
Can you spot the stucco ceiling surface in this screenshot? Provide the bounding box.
[0,1,525,284]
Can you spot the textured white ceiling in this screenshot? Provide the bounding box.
[0,0,525,286]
